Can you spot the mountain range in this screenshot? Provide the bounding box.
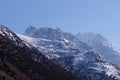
[1,25,120,80]
[19,26,120,80]
[0,25,80,80]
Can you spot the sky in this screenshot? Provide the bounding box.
[0,0,120,47]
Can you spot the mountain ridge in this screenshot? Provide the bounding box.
[18,26,120,80]
[0,25,81,80]
[76,32,120,67]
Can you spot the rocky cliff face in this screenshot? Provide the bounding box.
[0,25,80,80]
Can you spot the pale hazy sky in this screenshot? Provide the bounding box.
[0,0,120,47]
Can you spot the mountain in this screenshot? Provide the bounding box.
[24,27,92,52]
[76,32,120,67]
[18,26,120,80]
[0,25,80,80]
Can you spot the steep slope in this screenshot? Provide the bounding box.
[19,26,120,80]
[76,32,120,67]
[0,25,80,80]
[0,58,29,80]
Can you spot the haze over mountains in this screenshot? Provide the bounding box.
[22,26,120,67]
[1,25,120,80]
[76,33,120,67]
[19,26,120,80]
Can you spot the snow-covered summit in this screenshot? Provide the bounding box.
[76,32,108,47]
[24,27,65,41]
[0,25,25,47]
[24,26,37,36]
[24,27,92,52]
[76,32,120,67]
[17,26,120,80]
[0,25,33,48]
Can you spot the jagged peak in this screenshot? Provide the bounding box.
[0,25,11,32]
[77,32,108,46]
[24,26,62,34]
[0,25,15,37]
[24,26,36,36]
[0,25,25,47]
[24,26,65,41]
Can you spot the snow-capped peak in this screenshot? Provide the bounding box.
[0,25,28,47]
[24,26,37,36]
[24,27,65,41]
[76,32,108,47]
[0,25,19,41]
[18,29,120,80]
[76,32,120,67]
[23,27,92,52]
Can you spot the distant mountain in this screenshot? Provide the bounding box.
[18,26,120,80]
[0,25,80,80]
[24,27,92,52]
[76,32,120,67]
